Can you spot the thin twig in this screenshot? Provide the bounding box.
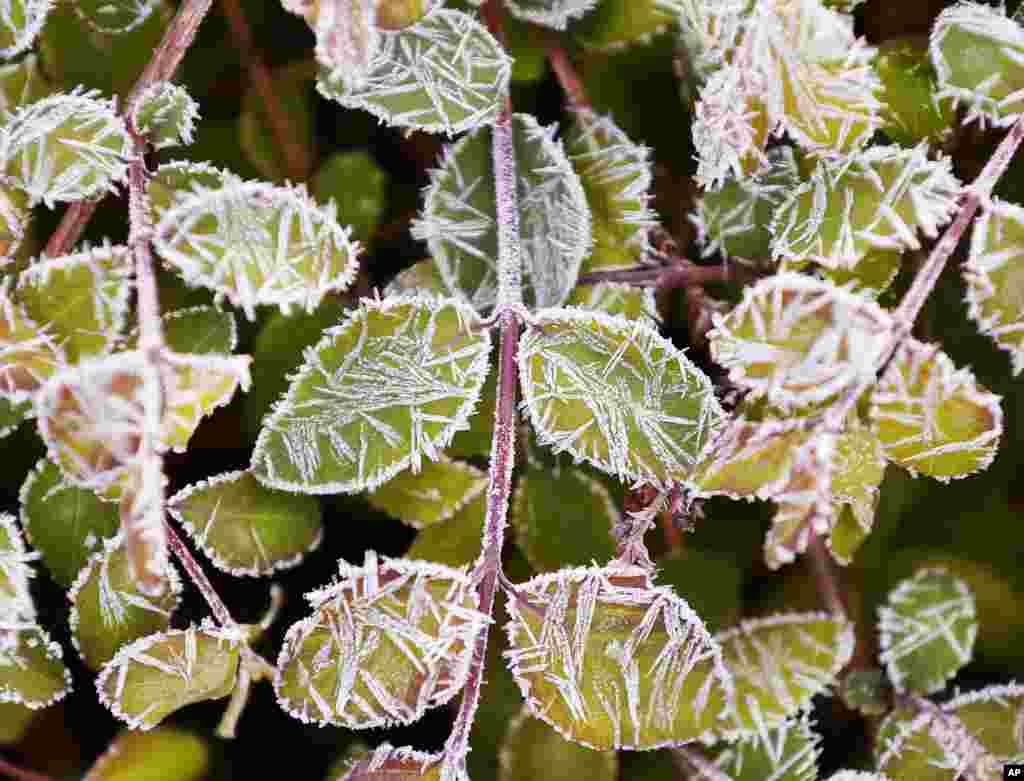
[807,534,847,619]
[547,40,590,111]
[44,0,216,257]
[219,0,314,181]
[165,523,235,627]
[0,758,55,781]
[578,261,729,288]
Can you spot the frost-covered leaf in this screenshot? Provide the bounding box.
[503,564,734,750]
[682,716,821,781]
[385,258,449,298]
[0,281,64,403]
[131,81,199,150]
[511,462,618,572]
[413,113,591,315]
[84,727,210,781]
[0,395,29,439]
[0,90,133,207]
[519,308,725,487]
[97,622,242,730]
[159,305,237,355]
[147,160,229,216]
[826,425,885,566]
[367,457,485,529]
[869,339,1002,482]
[70,532,182,670]
[317,8,512,135]
[338,744,443,780]
[159,351,252,453]
[252,295,491,494]
[287,0,378,78]
[17,244,132,363]
[274,552,487,728]
[499,707,618,781]
[878,568,977,695]
[74,0,160,33]
[0,184,29,264]
[505,0,596,31]
[655,550,743,633]
[712,612,854,737]
[405,491,485,568]
[764,436,836,570]
[818,248,903,299]
[692,419,809,501]
[876,39,955,147]
[771,145,960,270]
[566,282,659,323]
[19,458,119,587]
[0,54,53,115]
[839,668,889,717]
[575,0,692,51]
[0,0,51,58]
[692,146,798,262]
[930,2,1024,127]
[708,273,893,408]
[965,198,1024,375]
[0,513,34,627]
[566,109,654,274]
[152,175,359,320]
[168,470,322,577]
[0,625,72,709]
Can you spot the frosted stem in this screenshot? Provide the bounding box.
[548,41,590,110]
[165,523,235,628]
[578,261,729,288]
[492,106,523,309]
[44,0,216,257]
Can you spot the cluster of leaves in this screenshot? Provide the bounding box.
[1,1,1024,781]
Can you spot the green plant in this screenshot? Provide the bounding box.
[1,1,1024,780]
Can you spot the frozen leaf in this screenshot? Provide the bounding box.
[19,458,119,587]
[771,145,960,270]
[152,175,359,320]
[317,8,512,135]
[338,744,444,780]
[0,0,51,59]
[405,491,485,568]
[0,281,64,403]
[708,273,894,408]
[511,463,618,572]
[818,249,903,299]
[824,774,890,781]
[519,308,726,488]
[566,283,659,323]
[499,707,618,781]
[413,113,591,316]
[0,185,29,264]
[839,668,889,717]
[168,470,322,577]
[693,419,809,501]
[566,109,655,274]
[0,626,72,709]
[875,39,955,147]
[0,513,34,627]
[713,612,854,737]
[965,198,1024,375]
[84,727,209,781]
[0,54,53,115]
[147,160,229,217]
[274,552,487,728]
[503,564,734,750]
[367,457,486,529]
[385,259,450,298]
[575,0,695,51]
[0,396,29,439]
[70,532,182,670]
[17,244,132,363]
[159,305,237,355]
[683,715,821,781]
[97,622,242,730]
[74,0,160,33]
[0,89,133,207]
[291,0,378,78]
[878,568,977,695]
[159,351,252,453]
[826,426,884,566]
[252,295,492,494]
[505,0,596,31]
[869,339,1002,481]
[930,2,1024,127]
[692,146,798,261]
[131,81,199,150]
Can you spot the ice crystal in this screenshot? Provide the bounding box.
[0,0,52,59]
[131,82,200,150]
[74,0,161,34]
[693,714,821,781]
[339,743,446,780]
[505,0,598,31]
[0,512,35,631]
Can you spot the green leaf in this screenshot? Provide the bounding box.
[826,426,885,566]
[817,249,903,299]
[505,0,596,31]
[413,113,591,316]
[0,53,53,115]
[239,59,316,182]
[0,396,30,439]
[0,89,133,208]
[566,109,654,274]
[503,564,734,750]
[824,774,890,781]
[312,151,388,243]
[0,0,51,58]
[96,623,242,730]
[0,625,72,709]
[566,282,658,323]
[19,458,119,587]
[654,549,743,634]
[70,532,182,670]
[869,338,1002,481]
[159,351,252,453]
[708,273,894,409]
[252,295,492,494]
[713,612,854,738]
[878,568,977,695]
[681,716,821,781]
[317,8,512,135]
[930,2,1024,126]
[74,0,160,33]
[168,470,323,577]
[147,160,230,217]
[448,353,497,460]
[152,174,360,320]
[17,244,132,363]
[367,457,486,529]
[875,38,955,147]
[274,552,487,728]
[771,145,960,271]
[84,727,209,781]
[966,198,1024,375]
[160,305,237,355]
[405,490,485,567]
[572,0,683,50]
[385,259,449,298]
[0,701,38,744]
[337,745,443,780]
[693,420,809,501]
[0,279,65,403]
[519,308,725,488]
[838,668,889,717]
[131,81,199,150]
[0,184,30,264]
[511,463,617,572]
[1,512,35,627]
[499,707,618,781]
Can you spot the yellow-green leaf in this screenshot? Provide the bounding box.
[368,457,486,529]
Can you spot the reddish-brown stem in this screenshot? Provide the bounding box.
[0,758,55,781]
[219,0,314,181]
[578,259,729,288]
[44,0,216,258]
[807,534,847,619]
[547,40,590,111]
[166,523,235,628]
